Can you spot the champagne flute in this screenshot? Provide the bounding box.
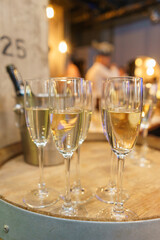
[133,82,157,168]
[97,76,143,221]
[96,83,129,203]
[23,78,59,208]
[50,77,84,216]
[71,80,93,204]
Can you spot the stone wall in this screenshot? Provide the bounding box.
[0,0,49,148]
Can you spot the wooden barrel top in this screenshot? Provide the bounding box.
[0,136,160,222]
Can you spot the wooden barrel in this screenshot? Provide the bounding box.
[0,136,160,239]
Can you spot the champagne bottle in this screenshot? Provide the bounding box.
[6,64,24,96]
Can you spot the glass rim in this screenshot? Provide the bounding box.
[106,76,143,82]
[24,78,50,84]
[24,77,85,83]
[50,77,84,82]
[85,79,92,83]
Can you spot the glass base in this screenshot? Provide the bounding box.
[23,188,59,209]
[61,204,77,216]
[96,186,116,204]
[96,186,129,204]
[70,186,94,204]
[52,203,88,217]
[97,207,138,221]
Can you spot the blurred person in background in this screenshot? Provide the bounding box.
[85,41,119,110]
[119,65,127,77]
[65,54,81,77]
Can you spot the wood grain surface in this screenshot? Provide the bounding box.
[0,138,160,222]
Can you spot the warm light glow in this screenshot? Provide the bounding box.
[157,90,160,99]
[146,67,154,76]
[145,58,156,68]
[146,83,152,88]
[135,58,143,67]
[46,6,54,19]
[142,111,145,118]
[59,41,67,53]
[134,68,142,77]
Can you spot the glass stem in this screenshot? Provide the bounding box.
[141,128,149,159]
[114,155,125,213]
[64,156,72,208]
[108,150,116,188]
[74,145,82,190]
[37,145,45,191]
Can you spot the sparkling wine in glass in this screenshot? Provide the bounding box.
[23,78,59,208]
[50,77,84,216]
[71,80,93,204]
[96,89,129,204]
[97,77,143,221]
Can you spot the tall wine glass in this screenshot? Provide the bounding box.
[50,77,84,216]
[96,83,129,203]
[71,80,93,204]
[24,78,59,208]
[134,82,157,168]
[98,76,143,221]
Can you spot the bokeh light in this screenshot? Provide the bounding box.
[59,41,67,53]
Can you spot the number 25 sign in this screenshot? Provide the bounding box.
[0,35,27,59]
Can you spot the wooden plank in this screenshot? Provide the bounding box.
[0,140,160,222]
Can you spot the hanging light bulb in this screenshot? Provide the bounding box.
[146,67,154,76]
[46,5,54,19]
[135,58,143,67]
[59,41,67,53]
[145,58,156,68]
